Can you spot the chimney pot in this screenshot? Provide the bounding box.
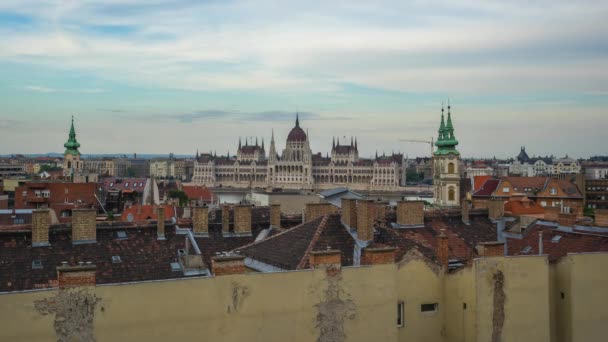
[396,200,424,226]
[234,204,253,236]
[32,209,51,247]
[212,254,246,276]
[356,200,374,242]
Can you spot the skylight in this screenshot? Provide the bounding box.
[112,256,122,263]
[552,235,563,243]
[32,260,43,270]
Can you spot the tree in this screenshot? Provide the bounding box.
[39,164,62,173]
[168,190,189,206]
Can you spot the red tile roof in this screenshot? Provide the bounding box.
[506,224,608,262]
[474,179,500,196]
[504,197,545,216]
[182,185,215,202]
[473,176,492,192]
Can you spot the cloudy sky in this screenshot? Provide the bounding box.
[0,0,607,158]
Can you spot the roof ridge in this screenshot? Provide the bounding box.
[231,215,324,252]
[297,213,331,269]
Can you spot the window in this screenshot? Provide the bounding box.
[397,301,405,327]
[448,188,455,201]
[540,201,547,207]
[112,256,122,263]
[550,188,557,195]
[421,303,438,313]
[502,187,510,193]
[32,260,43,270]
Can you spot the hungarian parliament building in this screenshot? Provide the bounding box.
[192,115,407,190]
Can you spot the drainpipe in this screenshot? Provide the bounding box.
[538,231,543,255]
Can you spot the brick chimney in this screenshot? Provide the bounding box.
[356,200,374,242]
[487,199,505,221]
[309,249,342,269]
[361,247,396,265]
[57,263,97,289]
[270,204,281,228]
[396,200,424,226]
[437,229,449,270]
[476,242,505,257]
[305,202,337,221]
[341,198,357,230]
[192,205,209,236]
[32,209,51,247]
[212,254,246,276]
[461,199,470,224]
[72,208,97,244]
[594,209,608,227]
[156,206,166,240]
[375,201,388,221]
[234,204,252,236]
[544,206,560,222]
[222,205,230,234]
[558,211,577,227]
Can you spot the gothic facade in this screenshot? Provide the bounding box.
[192,114,407,190]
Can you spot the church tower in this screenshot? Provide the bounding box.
[433,103,460,207]
[63,116,82,179]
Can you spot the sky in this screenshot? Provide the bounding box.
[0,0,607,159]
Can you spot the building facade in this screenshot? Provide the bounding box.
[192,114,407,191]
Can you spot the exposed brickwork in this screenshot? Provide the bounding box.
[309,249,341,269]
[361,247,396,265]
[192,206,209,235]
[222,205,230,233]
[156,206,165,239]
[71,209,96,242]
[558,212,577,227]
[437,230,449,269]
[374,202,388,221]
[594,209,608,227]
[57,265,97,289]
[270,204,281,228]
[341,198,357,229]
[356,200,374,241]
[32,209,50,247]
[544,206,560,222]
[305,203,337,221]
[476,242,505,257]
[212,255,245,276]
[234,205,252,235]
[487,199,505,220]
[396,200,424,226]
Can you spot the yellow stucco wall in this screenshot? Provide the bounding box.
[1,254,607,342]
[473,256,551,342]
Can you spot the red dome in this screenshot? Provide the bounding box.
[287,126,307,142]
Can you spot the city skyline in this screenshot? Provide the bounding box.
[1,1,607,157]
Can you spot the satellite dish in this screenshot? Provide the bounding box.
[127,213,134,222]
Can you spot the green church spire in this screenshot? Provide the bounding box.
[64,116,81,156]
[434,102,459,156]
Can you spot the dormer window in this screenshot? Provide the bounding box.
[550,188,557,195]
[503,187,510,193]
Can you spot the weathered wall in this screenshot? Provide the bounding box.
[0,265,398,342]
[554,253,608,342]
[473,256,551,342]
[444,266,476,342]
[395,256,444,342]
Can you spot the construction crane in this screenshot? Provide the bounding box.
[399,138,435,157]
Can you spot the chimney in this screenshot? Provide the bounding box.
[437,229,449,270]
[375,201,388,221]
[309,249,342,269]
[558,211,577,227]
[222,205,230,235]
[476,242,505,257]
[356,200,374,242]
[305,202,337,221]
[488,198,504,221]
[396,200,424,226]
[461,199,470,224]
[192,205,209,237]
[341,198,357,230]
[544,206,560,222]
[32,209,51,247]
[361,247,396,265]
[212,254,245,276]
[72,208,97,244]
[538,231,544,255]
[234,204,252,236]
[595,209,608,228]
[156,206,166,240]
[57,263,97,289]
[270,204,281,228]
